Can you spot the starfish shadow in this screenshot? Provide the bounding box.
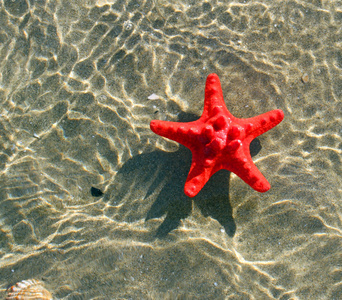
[106,113,261,238]
[145,138,261,238]
[146,154,236,237]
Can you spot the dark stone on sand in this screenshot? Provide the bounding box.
[91,187,104,197]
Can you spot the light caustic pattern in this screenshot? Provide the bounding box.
[0,0,341,299]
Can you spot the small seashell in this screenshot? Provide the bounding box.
[6,279,52,300]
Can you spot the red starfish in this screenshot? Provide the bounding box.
[150,73,284,197]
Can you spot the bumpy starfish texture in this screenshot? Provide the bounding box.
[150,73,284,197]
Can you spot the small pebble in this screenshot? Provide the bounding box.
[301,73,309,83]
[91,187,104,197]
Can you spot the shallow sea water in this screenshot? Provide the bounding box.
[0,0,342,299]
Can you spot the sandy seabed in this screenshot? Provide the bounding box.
[0,0,341,299]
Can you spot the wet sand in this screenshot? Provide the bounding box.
[0,0,341,299]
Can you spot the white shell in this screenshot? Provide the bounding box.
[148,93,160,100]
[6,279,52,300]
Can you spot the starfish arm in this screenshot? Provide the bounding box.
[202,74,234,120]
[243,109,284,139]
[234,162,270,192]
[184,154,214,197]
[226,153,271,193]
[150,119,201,148]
